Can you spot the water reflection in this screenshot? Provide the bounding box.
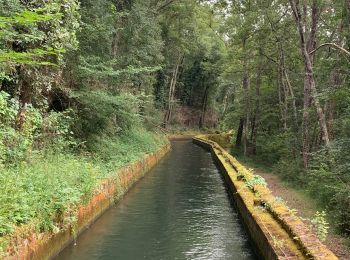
[56,141,256,260]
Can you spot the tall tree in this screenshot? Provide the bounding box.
[289,0,330,167]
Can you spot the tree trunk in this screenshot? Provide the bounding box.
[199,85,209,129]
[283,69,298,126]
[251,54,262,155]
[279,41,298,126]
[278,49,288,130]
[236,118,244,148]
[242,38,250,156]
[222,92,228,116]
[163,55,183,127]
[268,12,298,128]
[16,67,31,130]
[290,0,330,168]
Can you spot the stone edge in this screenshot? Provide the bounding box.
[193,134,337,260]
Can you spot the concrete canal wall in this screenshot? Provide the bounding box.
[193,134,337,260]
[4,144,171,260]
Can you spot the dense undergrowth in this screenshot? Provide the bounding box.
[0,130,165,236]
[0,90,167,254]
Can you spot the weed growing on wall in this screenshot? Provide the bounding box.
[311,211,330,242]
[245,175,267,190]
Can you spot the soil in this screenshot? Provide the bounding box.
[254,169,350,260]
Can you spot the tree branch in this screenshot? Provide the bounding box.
[309,43,350,57]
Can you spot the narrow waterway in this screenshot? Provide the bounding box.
[56,141,256,260]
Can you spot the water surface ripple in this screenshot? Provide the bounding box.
[56,141,256,260]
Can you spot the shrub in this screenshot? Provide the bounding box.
[307,140,350,236]
[0,92,41,165]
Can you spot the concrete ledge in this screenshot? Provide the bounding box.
[4,143,171,260]
[193,135,337,260]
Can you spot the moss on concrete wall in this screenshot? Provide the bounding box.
[193,135,337,260]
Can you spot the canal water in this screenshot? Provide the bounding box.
[56,141,256,260]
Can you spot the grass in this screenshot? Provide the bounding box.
[0,129,167,254]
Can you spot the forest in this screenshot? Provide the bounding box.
[0,0,349,257]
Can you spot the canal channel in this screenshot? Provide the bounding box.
[56,140,257,260]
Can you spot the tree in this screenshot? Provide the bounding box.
[0,0,79,129]
[289,0,330,168]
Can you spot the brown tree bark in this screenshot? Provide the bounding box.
[290,0,330,168]
[199,85,209,129]
[16,67,32,130]
[236,118,244,148]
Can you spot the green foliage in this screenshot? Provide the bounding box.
[0,153,99,236]
[218,0,350,240]
[307,142,350,236]
[1,0,348,251]
[0,91,76,165]
[76,0,163,91]
[273,159,304,184]
[88,129,167,169]
[256,131,296,165]
[37,110,77,151]
[0,128,166,242]
[0,91,41,165]
[311,211,330,242]
[72,91,143,141]
[0,0,79,70]
[245,175,267,190]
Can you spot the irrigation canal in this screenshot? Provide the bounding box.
[56,140,257,260]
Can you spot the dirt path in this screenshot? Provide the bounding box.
[254,169,350,260]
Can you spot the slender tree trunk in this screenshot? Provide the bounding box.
[283,69,298,126]
[302,72,312,168]
[199,85,209,129]
[163,55,183,127]
[222,92,228,116]
[236,118,244,148]
[16,67,31,130]
[278,48,288,131]
[277,63,286,129]
[279,42,298,126]
[242,38,250,156]
[268,12,298,127]
[251,51,262,155]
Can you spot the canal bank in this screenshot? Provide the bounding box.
[4,143,170,260]
[56,140,257,259]
[193,134,337,259]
